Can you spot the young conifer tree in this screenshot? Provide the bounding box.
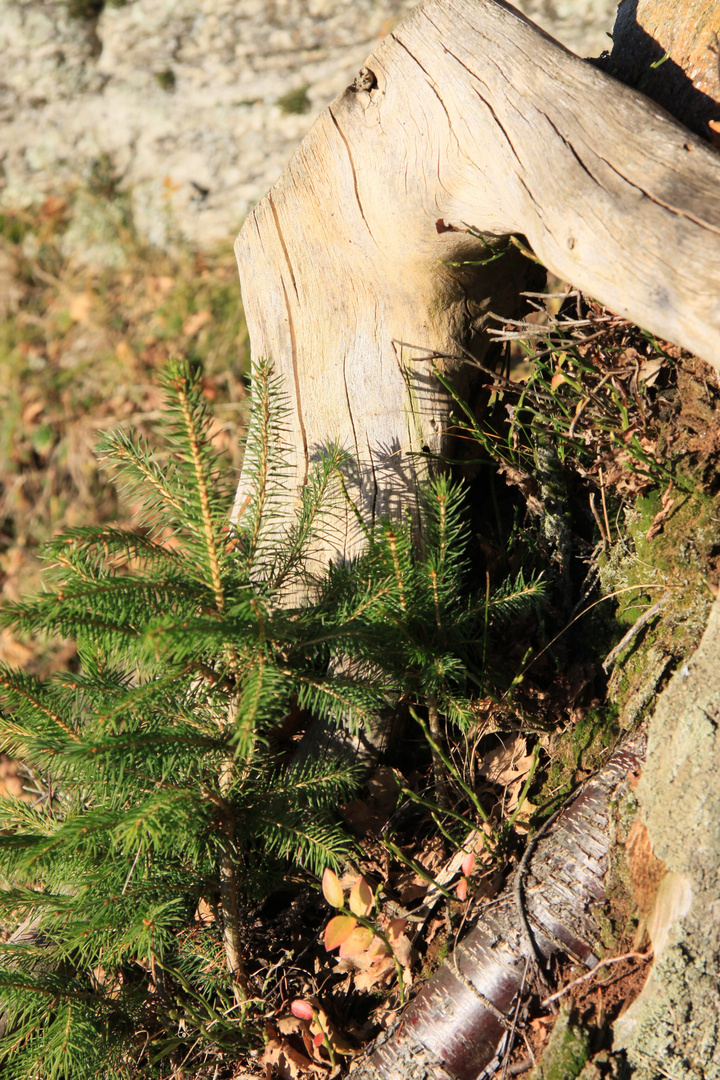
[0,360,376,1078]
[0,359,543,1078]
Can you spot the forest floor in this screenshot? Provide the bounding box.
[1,196,720,1079]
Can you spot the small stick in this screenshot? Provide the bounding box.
[589,492,607,549]
[598,467,612,545]
[541,950,652,1007]
[501,956,530,1080]
[602,595,668,672]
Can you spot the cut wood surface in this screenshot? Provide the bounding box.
[233,0,720,567]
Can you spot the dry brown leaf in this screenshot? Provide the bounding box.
[21,400,45,425]
[646,488,675,541]
[182,309,212,337]
[69,292,94,324]
[639,357,664,387]
[0,755,26,800]
[0,629,34,669]
[342,766,401,834]
[479,733,533,786]
[340,799,375,835]
[146,275,175,300]
[353,954,397,992]
[194,898,215,924]
[261,1022,326,1079]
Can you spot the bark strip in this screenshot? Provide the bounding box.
[350,736,645,1080]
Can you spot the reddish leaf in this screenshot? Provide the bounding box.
[290,999,315,1021]
[321,867,345,909]
[461,851,476,877]
[338,924,374,958]
[388,917,407,942]
[313,1032,324,1048]
[348,875,374,917]
[324,914,357,951]
[456,876,468,901]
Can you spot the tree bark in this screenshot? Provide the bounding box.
[350,736,647,1080]
[346,596,720,1080]
[233,0,720,569]
[610,0,720,140]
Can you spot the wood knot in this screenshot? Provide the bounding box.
[352,67,378,93]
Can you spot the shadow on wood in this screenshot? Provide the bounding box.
[233,0,720,570]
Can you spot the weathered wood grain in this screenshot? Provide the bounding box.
[234,0,720,568]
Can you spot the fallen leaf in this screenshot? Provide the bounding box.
[38,195,68,222]
[353,954,397,992]
[22,400,45,425]
[646,490,675,541]
[260,1022,322,1079]
[69,292,93,324]
[146,275,175,300]
[194,898,214,924]
[479,733,533,786]
[387,920,413,967]
[182,309,212,337]
[639,357,664,387]
[0,629,34,669]
[322,868,344,909]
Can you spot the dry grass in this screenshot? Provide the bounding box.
[0,195,249,668]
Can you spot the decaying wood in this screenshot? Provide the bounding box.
[349,735,646,1080]
[234,0,720,568]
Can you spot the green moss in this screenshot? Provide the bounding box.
[536,704,620,815]
[0,213,30,245]
[531,1006,591,1080]
[155,69,176,92]
[277,85,311,115]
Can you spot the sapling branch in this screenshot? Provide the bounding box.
[427,692,449,807]
[410,707,493,831]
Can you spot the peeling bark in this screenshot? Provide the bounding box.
[350,737,646,1080]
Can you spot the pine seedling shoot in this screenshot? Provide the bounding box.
[0,359,543,1078]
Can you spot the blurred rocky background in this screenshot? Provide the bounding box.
[1,0,617,258]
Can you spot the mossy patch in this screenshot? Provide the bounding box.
[535,704,620,815]
[530,1005,591,1080]
[277,85,311,115]
[599,484,718,721]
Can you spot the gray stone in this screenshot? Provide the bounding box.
[0,0,618,254]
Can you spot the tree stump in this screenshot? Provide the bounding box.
[232,1,720,1073]
[233,0,720,569]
